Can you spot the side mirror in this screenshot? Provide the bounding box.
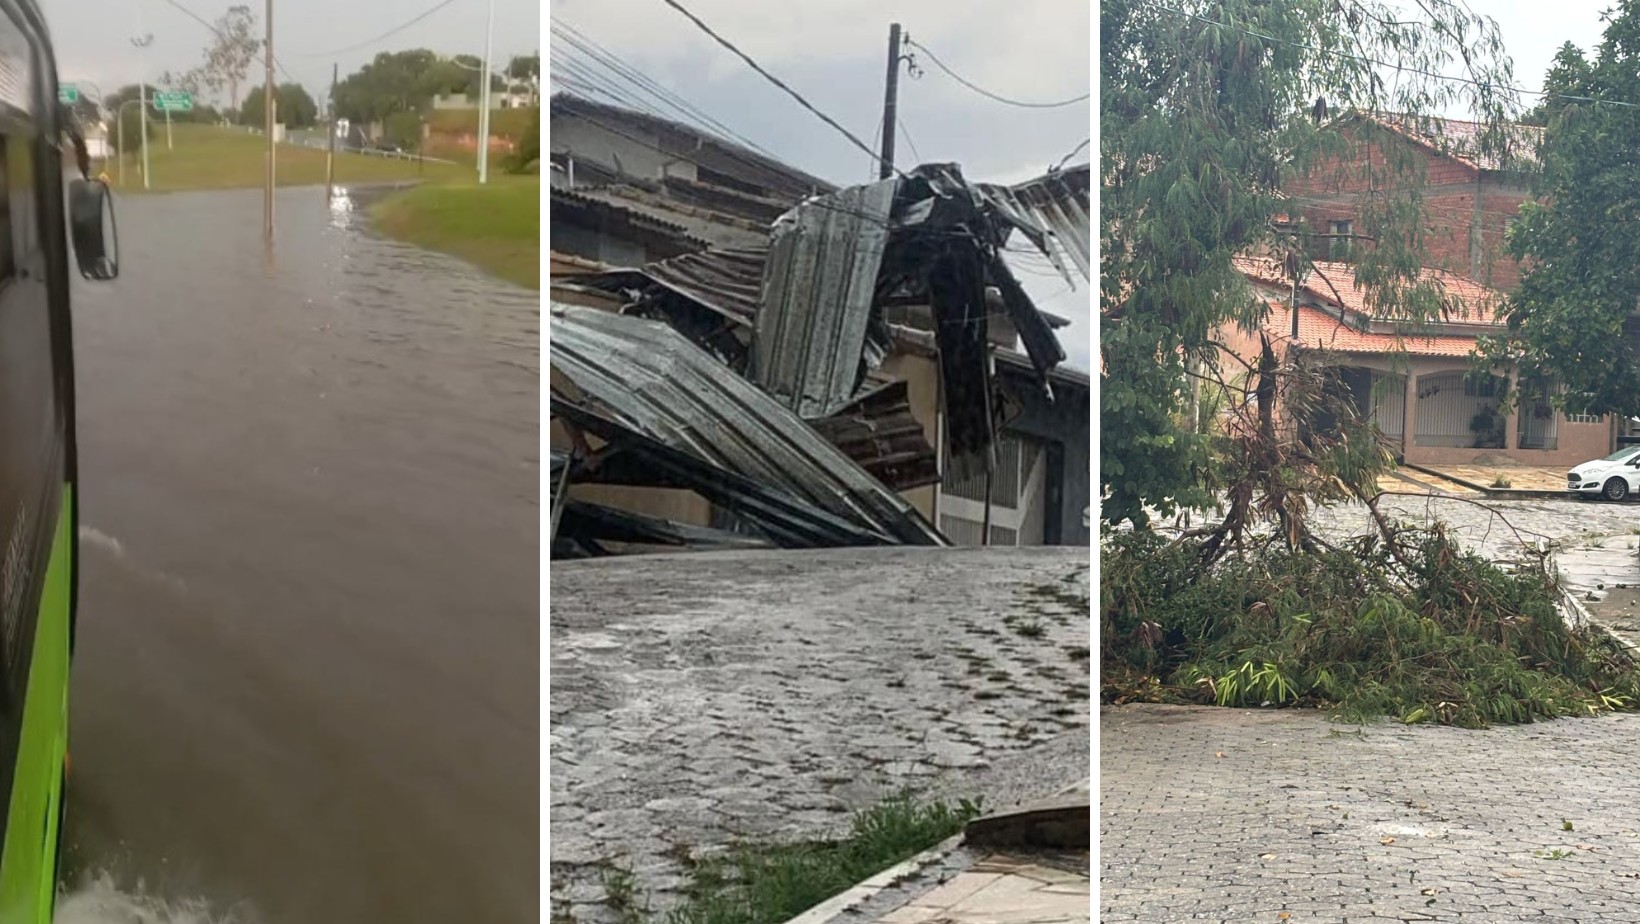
[67,178,117,281]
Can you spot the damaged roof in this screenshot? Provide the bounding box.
[752,177,899,419]
[549,303,945,547]
[985,165,1091,283]
[572,247,769,328]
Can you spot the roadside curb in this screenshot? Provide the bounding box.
[777,833,967,924]
[1403,463,1565,500]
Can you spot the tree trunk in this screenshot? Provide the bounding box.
[1257,334,1278,443]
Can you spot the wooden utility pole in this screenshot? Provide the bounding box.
[325,62,338,200]
[263,0,275,241]
[877,23,901,180]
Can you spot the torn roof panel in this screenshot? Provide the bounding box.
[575,247,769,328]
[751,178,899,419]
[982,164,1090,284]
[548,303,945,546]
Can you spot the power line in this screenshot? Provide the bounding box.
[898,117,924,166]
[290,0,461,59]
[904,37,1088,109]
[1146,1,1640,112]
[1052,138,1090,172]
[655,0,897,176]
[156,0,299,84]
[550,19,777,159]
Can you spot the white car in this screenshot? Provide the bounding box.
[1568,446,1640,500]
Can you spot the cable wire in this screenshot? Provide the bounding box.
[156,0,300,84]
[551,19,777,158]
[290,0,461,59]
[1146,1,1640,111]
[655,0,897,175]
[904,37,1088,109]
[1051,138,1090,172]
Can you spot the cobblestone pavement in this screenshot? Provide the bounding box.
[549,548,1091,923]
[1306,494,1640,560]
[1102,703,1640,922]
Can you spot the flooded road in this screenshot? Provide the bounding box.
[55,186,539,923]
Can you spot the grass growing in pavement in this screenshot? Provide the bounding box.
[369,176,540,289]
[104,124,466,192]
[659,795,983,924]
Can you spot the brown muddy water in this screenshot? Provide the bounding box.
[51,186,539,923]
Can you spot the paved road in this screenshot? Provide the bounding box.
[1308,494,1640,560]
[1102,704,1640,922]
[56,186,538,924]
[549,548,1090,923]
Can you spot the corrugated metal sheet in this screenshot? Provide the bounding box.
[575,247,768,327]
[549,303,945,546]
[981,165,1090,284]
[751,178,899,419]
[551,186,713,251]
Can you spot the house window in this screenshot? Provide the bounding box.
[1328,219,1353,261]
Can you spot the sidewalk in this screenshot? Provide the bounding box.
[799,780,1090,924]
[1102,703,1640,922]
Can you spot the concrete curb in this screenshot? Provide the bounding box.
[777,833,966,924]
[1561,575,1640,653]
[1403,463,1565,501]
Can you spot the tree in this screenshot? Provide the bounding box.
[507,106,540,173]
[333,49,464,123]
[1100,0,1514,529]
[240,83,318,129]
[1483,3,1640,417]
[198,5,260,111]
[507,53,539,87]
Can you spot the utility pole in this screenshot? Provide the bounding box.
[325,62,337,200]
[477,0,494,184]
[877,22,901,180]
[263,0,274,241]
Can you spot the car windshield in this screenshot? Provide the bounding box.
[1603,447,1640,463]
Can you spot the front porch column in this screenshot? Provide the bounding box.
[1402,372,1417,459]
[1504,368,1520,452]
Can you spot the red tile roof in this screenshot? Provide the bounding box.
[1261,300,1479,358]
[1232,255,1504,326]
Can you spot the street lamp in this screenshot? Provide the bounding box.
[478,0,493,184]
[131,33,153,190]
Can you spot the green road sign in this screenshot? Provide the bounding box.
[153,91,193,113]
[57,85,76,104]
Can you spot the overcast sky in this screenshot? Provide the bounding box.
[43,0,539,105]
[548,0,1092,368]
[1450,3,1607,116]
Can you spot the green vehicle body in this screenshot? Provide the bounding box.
[0,0,111,918]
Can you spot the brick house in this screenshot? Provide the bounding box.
[1285,114,1540,292]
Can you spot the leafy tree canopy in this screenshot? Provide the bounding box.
[333,50,484,124]
[1100,0,1515,527]
[240,83,319,129]
[1484,1,1640,418]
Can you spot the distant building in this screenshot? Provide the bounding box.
[432,91,533,110]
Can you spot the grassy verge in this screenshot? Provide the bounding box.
[369,176,539,289]
[103,123,467,192]
[607,795,982,924]
[1102,525,1640,727]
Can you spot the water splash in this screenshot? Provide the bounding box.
[55,871,256,924]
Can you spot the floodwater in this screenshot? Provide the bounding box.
[53,186,539,923]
